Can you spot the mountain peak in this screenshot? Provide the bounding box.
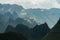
[34,22,49,30]
[32,23,50,40]
[5,25,14,32]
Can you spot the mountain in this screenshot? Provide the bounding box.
[5,25,15,32]
[0,32,27,40]
[5,23,50,40]
[0,4,60,33]
[7,18,24,27]
[0,4,24,33]
[42,19,60,40]
[0,4,24,14]
[15,24,29,33]
[5,24,32,40]
[25,8,60,29]
[15,24,32,40]
[7,17,37,28]
[31,23,50,40]
[0,4,37,32]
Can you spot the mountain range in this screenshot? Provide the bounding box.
[0,4,37,32]
[5,23,50,40]
[0,4,60,40]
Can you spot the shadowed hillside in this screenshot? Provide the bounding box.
[5,23,50,40]
[42,19,60,40]
[31,23,50,40]
[0,32,27,40]
[5,25,15,32]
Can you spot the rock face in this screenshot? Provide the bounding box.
[42,19,60,40]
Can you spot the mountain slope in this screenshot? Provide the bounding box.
[0,4,24,32]
[42,19,60,40]
[5,24,32,40]
[0,32,27,40]
[5,23,50,40]
[15,24,32,40]
[0,4,60,33]
[5,25,15,32]
[31,23,50,40]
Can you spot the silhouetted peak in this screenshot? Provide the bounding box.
[34,22,49,30]
[40,22,48,27]
[32,23,50,40]
[5,25,14,32]
[6,25,14,30]
[33,23,50,34]
[44,22,48,25]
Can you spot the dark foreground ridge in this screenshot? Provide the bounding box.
[5,23,50,40]
[0,32,27,40]
[42,19,60,40]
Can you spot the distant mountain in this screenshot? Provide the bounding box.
[42,19,60,40]
[31,23,50,40]
[7,17,37,28]
[0,4,24,32]
[7,18,24,27]
[25,8,60,29]
[0,4,37,32]
[0,32,27,40]
[0,4,24,14]
[0,4,60,33]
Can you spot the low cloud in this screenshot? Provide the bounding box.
[0,0,60,9]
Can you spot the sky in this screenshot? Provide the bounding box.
[0,0,60,29]
[0,0,60,9]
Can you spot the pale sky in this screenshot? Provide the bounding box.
[0,0,60,9]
